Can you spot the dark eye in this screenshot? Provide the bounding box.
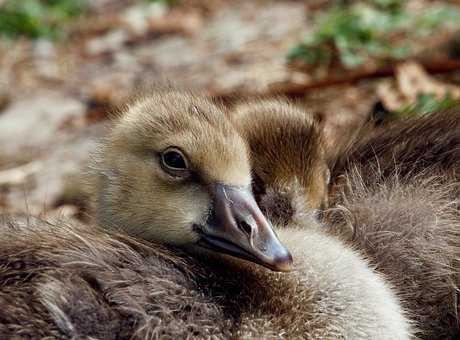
[161,147,189,173]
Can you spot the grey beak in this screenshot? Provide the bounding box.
[198,184,293,272]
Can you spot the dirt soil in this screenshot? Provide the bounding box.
[0,0,458,219]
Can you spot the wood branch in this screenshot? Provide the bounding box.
[211,59,460,103]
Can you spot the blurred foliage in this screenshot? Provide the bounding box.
[0,0,86,39]
[394,93,459,118]
[288,0,460,69]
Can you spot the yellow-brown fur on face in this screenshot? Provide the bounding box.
[93,90,251,243]
[230,99,329,227]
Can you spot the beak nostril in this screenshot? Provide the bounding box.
[237,220,253,237]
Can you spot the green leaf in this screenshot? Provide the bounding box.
[396,93,459,118]
[287,0,460,70]
[0,0,86,39]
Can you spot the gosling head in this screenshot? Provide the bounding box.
[231,100,330,227]
[93,90,292,271]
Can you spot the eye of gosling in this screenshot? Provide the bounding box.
[160,147,190,177]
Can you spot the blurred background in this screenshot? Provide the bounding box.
[0,0,459,221]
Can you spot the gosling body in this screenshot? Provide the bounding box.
[1,91,412,339]
[232,100,460,339]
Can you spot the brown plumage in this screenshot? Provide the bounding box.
[326,170,460,340]
[331,109,460,204]
[0,90,412,339]
[0,215,231,339]
[231,100,460,339]
[334,109,460,179]
[0,215,412,339]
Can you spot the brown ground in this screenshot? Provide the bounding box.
[0,0,459,220]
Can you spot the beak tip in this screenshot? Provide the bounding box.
[272,251,294,272]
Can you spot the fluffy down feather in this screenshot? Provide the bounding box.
[0,215,232,339]
[0,215,412,339]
